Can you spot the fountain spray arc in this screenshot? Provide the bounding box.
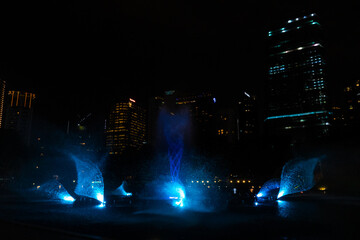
[160,106,190,207]
[71,155,105,205]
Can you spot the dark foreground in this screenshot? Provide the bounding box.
[0,190,359,240]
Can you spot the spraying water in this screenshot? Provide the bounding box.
[159,107,189,207]
[71,155,104,203]
[256,178,280,199]
[113,181,132,196]
[37,179,75,202]
[278,157,321,198]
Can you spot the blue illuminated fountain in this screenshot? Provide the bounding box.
[71,155,104,204]
[256,178,280,199]
[159,107,189,207]
[113,181,132,197]
[277,157,321,199]
[37,179,75,202]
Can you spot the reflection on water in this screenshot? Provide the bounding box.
[277,200,294,218]
[277,200,323,222]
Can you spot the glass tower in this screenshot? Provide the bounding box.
[266,13,331,140]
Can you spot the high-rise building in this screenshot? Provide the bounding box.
[106,98,146,155]
[0,80,5,129]
[335,79,360,131]
[265,13,331,141]
[237,91,257,140]
[4,90,36,144]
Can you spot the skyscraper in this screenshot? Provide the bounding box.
[265,13,331,141]
[106,98,146,155]
[237,91,257,140]
[4,90,36,144]
[0,80,5,129]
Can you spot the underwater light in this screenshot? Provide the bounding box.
[96,193,104,203]
[174,187,185,207]
[277,190,285,199]
[62,196,75,202]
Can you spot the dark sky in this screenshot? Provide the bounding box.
[1,0,360,124]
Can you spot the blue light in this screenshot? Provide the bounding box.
[265,111,328,121]
[113,181,132,197]
[174,187,185,207]
[63,196,75,202]
[96,193,104,203]
[170,187,185,207]
[37,179,76,203]
[72,155,104,204]
[166,182,186,208]
[256,192,263,198]
[277,191,285,199]
[97,202,106,208]
[213,97,216,103]
[278,157,321,198]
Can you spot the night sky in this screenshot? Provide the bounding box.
[1,0,360,125]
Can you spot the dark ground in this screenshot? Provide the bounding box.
[0,190,359,239]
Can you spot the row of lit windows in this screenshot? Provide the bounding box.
[270,61,324,75]
[268,15,319,37]
[217,129,236,135]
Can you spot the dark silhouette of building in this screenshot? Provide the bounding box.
[4,90,36,145]
[237,91,258,140]
[331,79,360,135]
[0,80,5,129]
[148,90,259,155]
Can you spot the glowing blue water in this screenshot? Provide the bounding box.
[278,157,320,198]
[160,108,189,183]
[256,178,280,198]
[37,179,75,202]
[159,108,189,207]
[113,181,132,196]
[165,181,186,207]
[71,155,104,203]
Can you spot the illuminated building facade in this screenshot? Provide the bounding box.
[106,98,146,155]
[4,91,36,144]
[0,80,5,129]
[266,13,331,141]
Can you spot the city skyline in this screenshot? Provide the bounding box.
[1,2,360,128]
[1,3,360,238]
